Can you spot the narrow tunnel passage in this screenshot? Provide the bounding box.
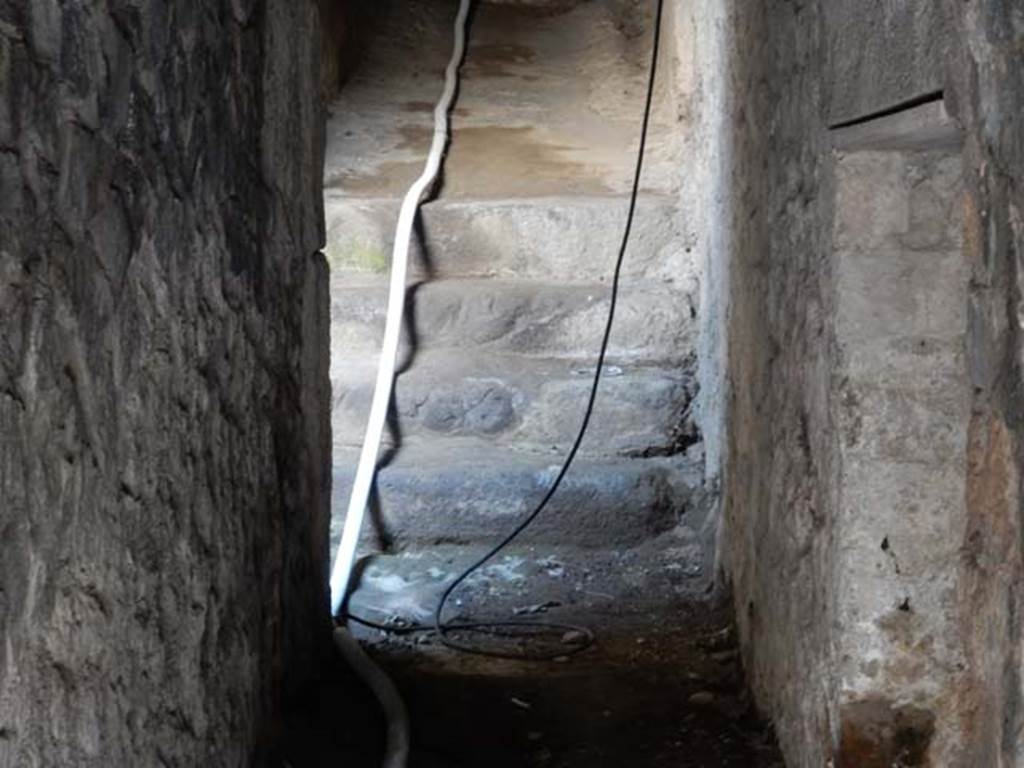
[293,0,783,764]
[1,0,1017,765]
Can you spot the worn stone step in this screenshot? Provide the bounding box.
[329,277,696,363]
[331,351,696,456]
[331,439,707,550]
[323,194,696,283]
[338,539,713,631]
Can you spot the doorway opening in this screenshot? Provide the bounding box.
[293,0,783,764]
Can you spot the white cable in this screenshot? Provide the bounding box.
[330,0,472,614]
[326,3,471,766]
[332,626,410,768]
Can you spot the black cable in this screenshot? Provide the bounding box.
[430,0,667,660]
[348,612,593,644]
[344,0,665,660]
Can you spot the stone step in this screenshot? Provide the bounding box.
[323,194,696,284]
[339,539,712,632]
[331,351,697,456]
[329,276,696,363]
[331,438,707,550]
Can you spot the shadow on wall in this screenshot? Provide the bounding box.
[320,0,383,95]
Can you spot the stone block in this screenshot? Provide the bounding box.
[330,351,695,455]
[323,194,696,283]
[835,248,967,344]
[836,379,968,465]
[331,440,700,549]
[328,276,697,363]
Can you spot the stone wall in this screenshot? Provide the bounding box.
[719,0,1024,765]
[830,148,968,765]
[320,0,378,95]
[943,2,1024,765]
[668,0,730,483]
[0,1,331,765]
[717,1,840,763]
[823,0,951,124]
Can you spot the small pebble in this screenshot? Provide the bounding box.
[688,691,716,706]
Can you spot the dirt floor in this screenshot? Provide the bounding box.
[283,601,783,767]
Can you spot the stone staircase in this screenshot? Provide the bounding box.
[326,0,712,601]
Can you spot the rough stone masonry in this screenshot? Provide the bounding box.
[0,0,1021,765]
[717,0,1024,766]
[0,1,331,765]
